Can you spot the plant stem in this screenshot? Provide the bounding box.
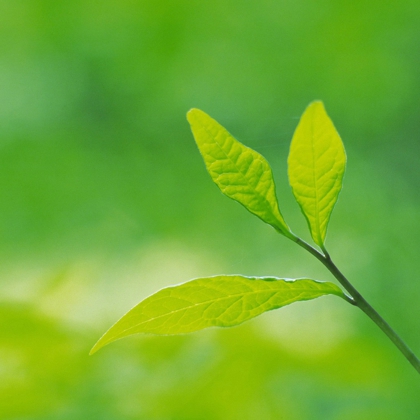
[292,235,420,375]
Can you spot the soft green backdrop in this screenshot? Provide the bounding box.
[1,1,420,419]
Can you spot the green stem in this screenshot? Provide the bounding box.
[291,235,420,375]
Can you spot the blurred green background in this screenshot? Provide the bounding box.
[1,0,420,418]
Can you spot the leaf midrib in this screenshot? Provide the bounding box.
[198,118,282,223]
[310,116,322,245]
[106,283,338,341]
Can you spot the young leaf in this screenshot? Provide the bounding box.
[90,276,345,354]
[187,109,293,238]
[288,101,346,248]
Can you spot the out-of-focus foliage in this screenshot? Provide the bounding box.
[1,0,420,418]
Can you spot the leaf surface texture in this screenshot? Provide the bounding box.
[90,276,344,353]
[288,101,346,247]
[187,108,291,236]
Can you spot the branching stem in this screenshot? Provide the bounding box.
[291,234,420,375]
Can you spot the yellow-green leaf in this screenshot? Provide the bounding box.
[187,109,292,237]
[90,276,345,354]
[288,101,346,248]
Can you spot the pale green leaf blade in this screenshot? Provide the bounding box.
[288,101,346,247]
[90,276,345,354]
[187,109,292,237]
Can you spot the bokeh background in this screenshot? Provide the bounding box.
[1,1,420,418]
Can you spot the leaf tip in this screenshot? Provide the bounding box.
[89,332,113,355]
[305,100,325,113]
[186,108,203,124]
[89,340,103,356]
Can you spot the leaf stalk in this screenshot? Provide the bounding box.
[291,234,420,375]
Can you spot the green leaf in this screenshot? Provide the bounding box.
[187,109,292,237]
[90,276,345,354]
[288,101,346,248]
